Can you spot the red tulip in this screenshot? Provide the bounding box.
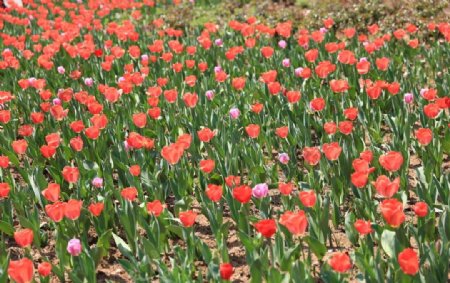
[121,187,138,201]
[64,199,83,220]
[275,126,289,138]
[61,166,79,183]
[351,171,369,188]
[310,98,325,111]
[70,136,84,151]
[176,133,192,150]
[0,110,11,123]
[278,182,294,195]
[8,258,34,283]
[323,122,337,135]
[85,126,100,140]
[0,182,11,198]
[279,210,308,235]
[379,151,403,172]
[14,228,34,248]
[205,184,222,202]
[45,133,60,148]
[413,202,428,217]
[219,263,234,280]
[182,92,198,108]
[245,124,260,138]
[197,127,215,142]
[40,145,56,158]
[161,143,184,165]
[354,219,373,235]
[303,146,321,166]
[285,90,301,103]
[231,77,246,90]
[380,198,405,227]
[254,219,277,238]
[45,202,66,222]
[251,103,263,113]
[423,103,441,119]
[232,185,252,204]
[343,107,358,120]
[329,252,352,273]
[0,155,9,168]
[398,248,419,275]
[415,128,433,146]
[225,175,241,187]
[322,142,342,161]
[261,46,274,58]
[372,176,400,198]
[12,139,28,155]
[37,262,52,277]
[199,159,215,174]
[129,165,141,176]
[330,79,349,93]
[360,150,373,163]
[299,190,316,207]
[88,202,104,217]
[146,200,164,217]
[179,210,197,227]
[338,121,353,135]
[376,57,390,71]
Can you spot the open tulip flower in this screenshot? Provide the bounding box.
[0,1,449,282]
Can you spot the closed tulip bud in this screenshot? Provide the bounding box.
[92,177,103,188]
[404,93,414,104]
[84,77,93,87]
[205,90,214,100]
[229,107,240,119]
[278,153,290,164]
[278,40,287,49]
[52,98,61,105]
[67,238,82,256]
[220,263,233,280]
[38,262,52,277]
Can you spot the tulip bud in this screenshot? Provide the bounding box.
[229,107,240,119]
[67,238,82,256]
[92,177,103,188]
[404,93,414,104]
[278,153,290,164]
[278,40,287,49]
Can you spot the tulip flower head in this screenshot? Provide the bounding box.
[67,238,82,256]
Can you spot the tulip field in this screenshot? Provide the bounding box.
[0,0,450,282]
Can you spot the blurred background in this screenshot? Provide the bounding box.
[154,0,450,30]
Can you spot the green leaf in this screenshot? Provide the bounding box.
[82,160,99,171]
[304,236,326,259]
[0,220,14,236]
[28,167,45,207]
[112,233,133,258]
[97,229,112,250]
[18,216,34,230]
[381,229,396,258]
[268,267,283,282]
